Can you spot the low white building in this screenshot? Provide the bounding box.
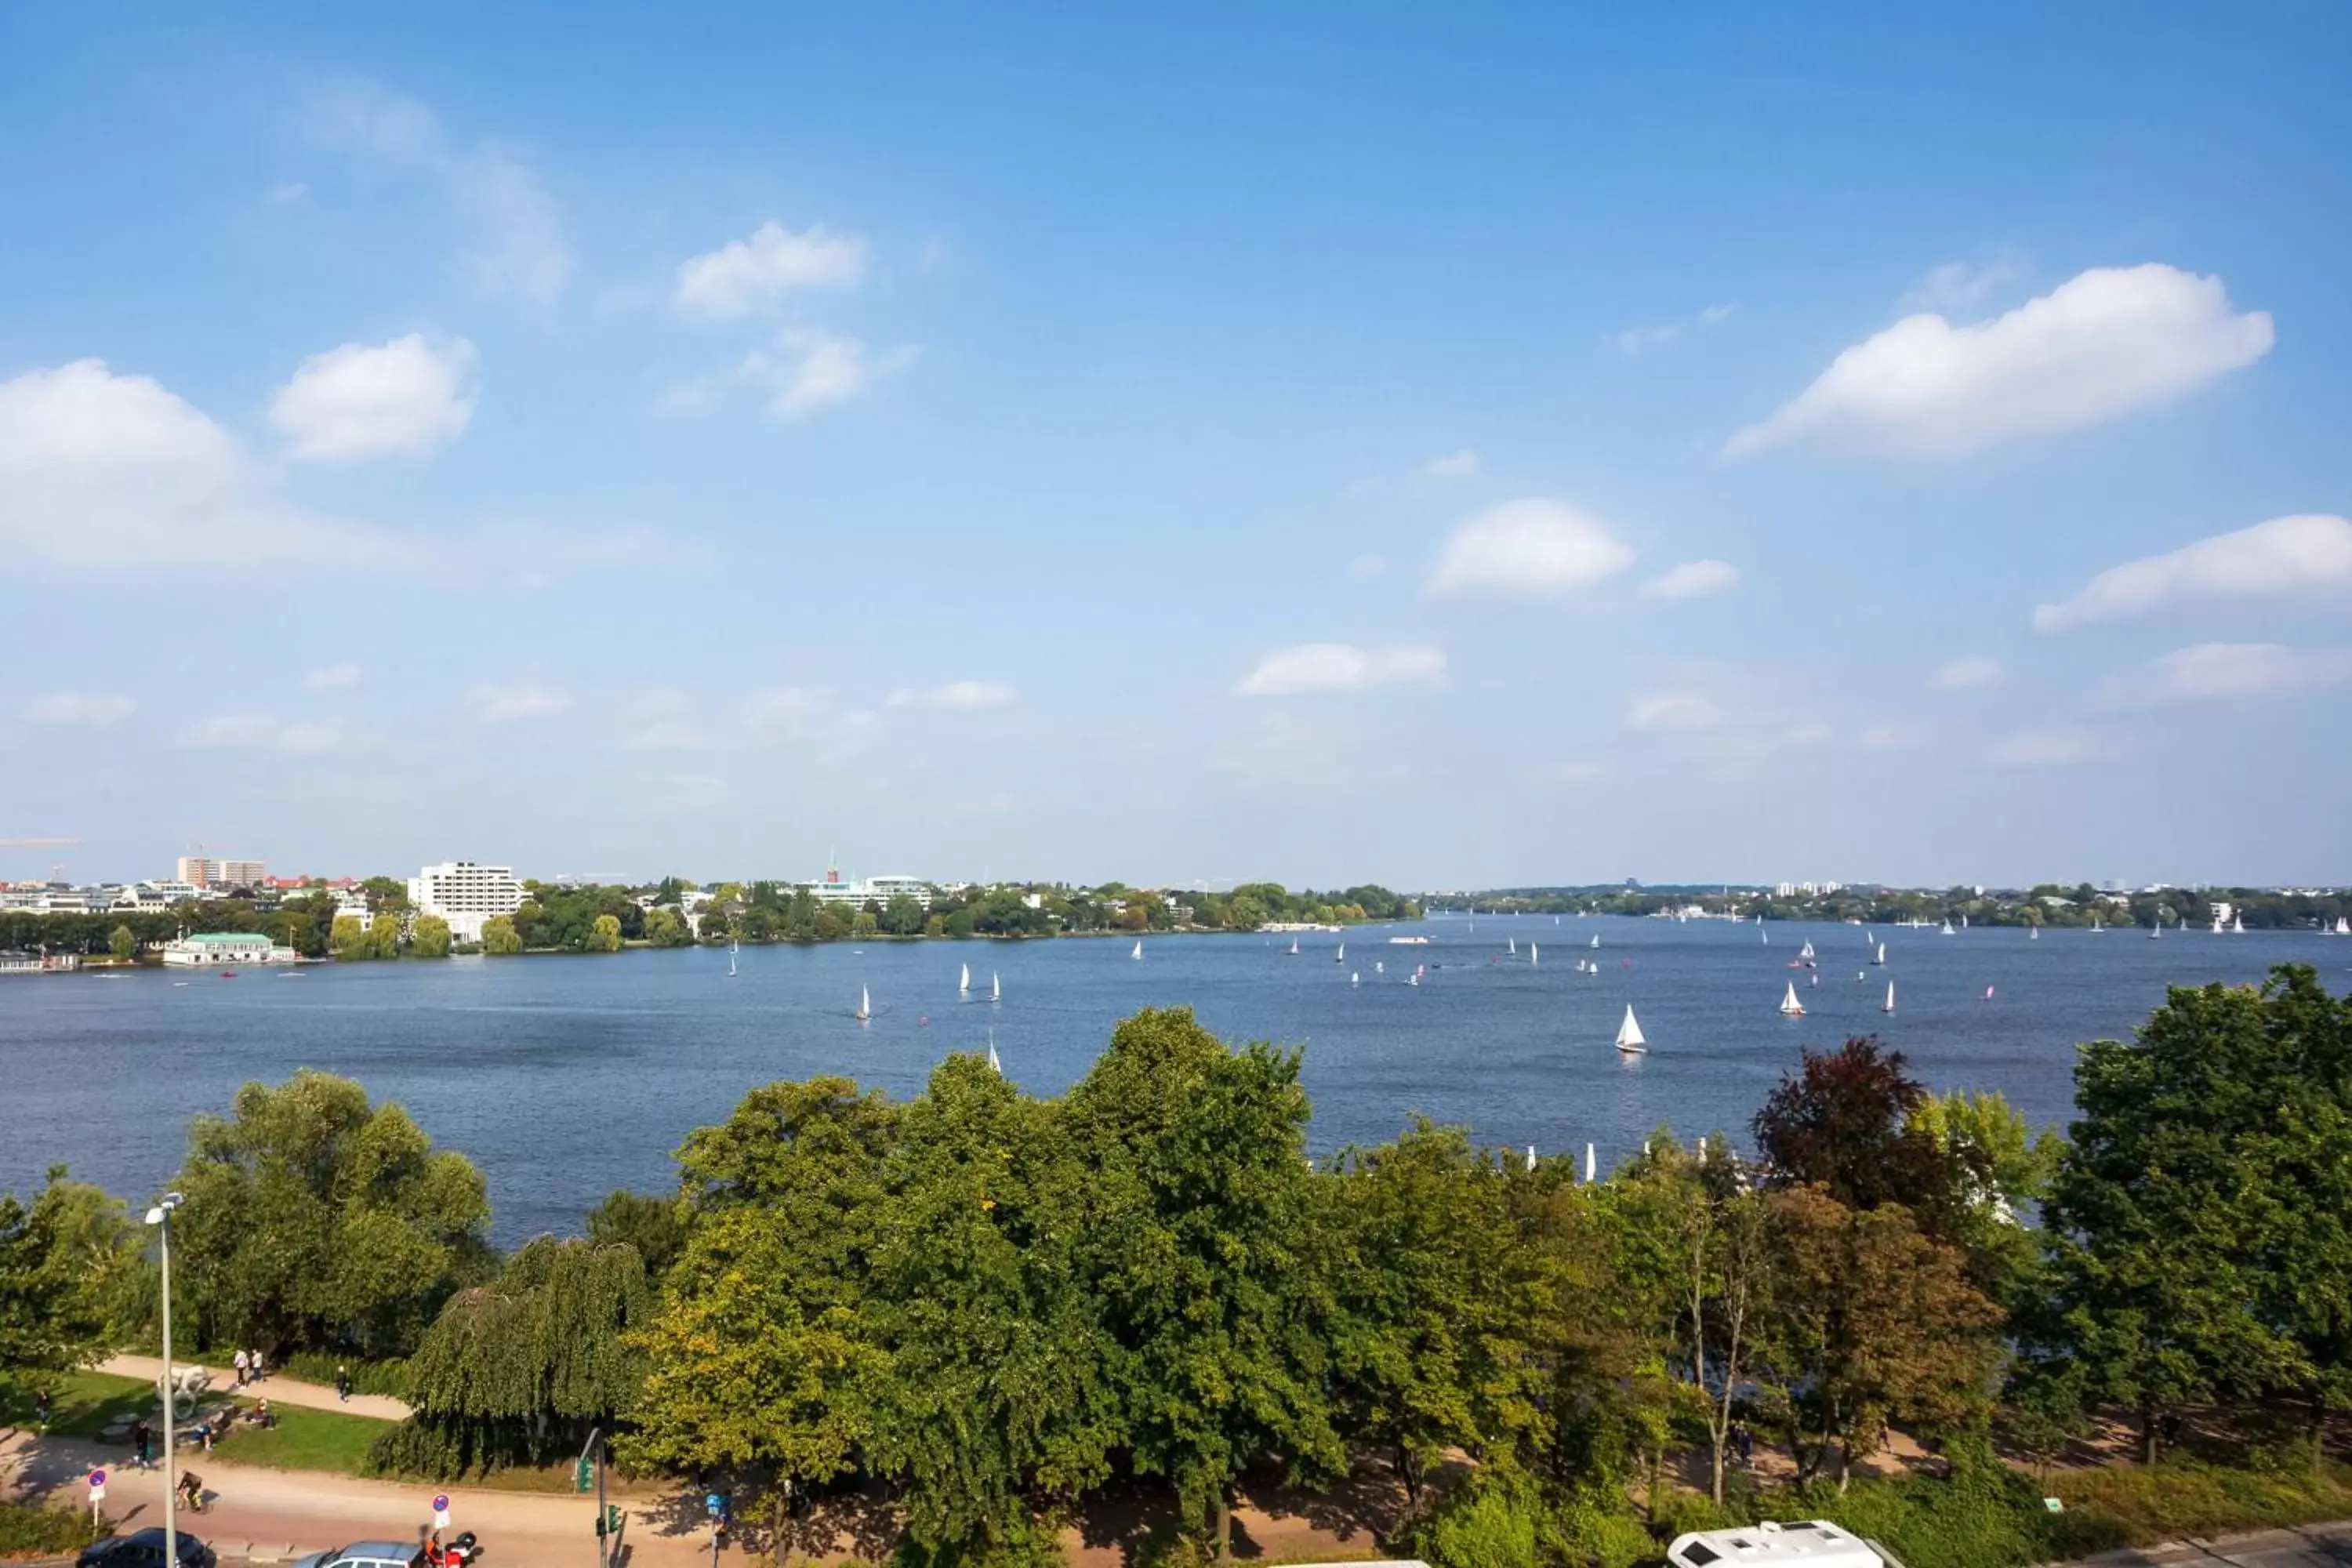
[161,931,299,967]
[407,861,525,943]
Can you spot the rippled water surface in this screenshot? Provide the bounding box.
[6,914,2343,1243]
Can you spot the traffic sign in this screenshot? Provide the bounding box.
[87,1468,107,1502]
[432,1494,451,1530]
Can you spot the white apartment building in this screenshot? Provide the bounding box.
[111,880,201,912]
[800,871,935,906]
[407,861,525,942]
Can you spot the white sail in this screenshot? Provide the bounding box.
[1336,942,1345,962]
[2212,916,2225,935]
[1351,971,1359,986]
[856,985,870,1022]
[1780,981,1804,1016]
[1290,937,1300,956]
[728,953,736,977]
[1133,938,1144,960]
[1883,981,1896,1014]
[1940,919,1955,935]
[1799,940,1815,960]
[1374,960,1385,973]
[1526,1145,1537,1170]
[1614,1004,1646,1053]
[992,973,1001,1002]
[2030,925,2038,940]
[987,1035,1002,1073]
[960,962,971,994]
[2233,914,2245,934]
[2339,917,2350,936]
[1530,943,1538,967]
[1584,1142,1597,1183]
[1874,942,1886,965]
[1590,934,1599,949]
[1508,936,1516,955]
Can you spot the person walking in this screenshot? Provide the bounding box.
[132,1418,153,1470]
[232,1348,249,1388]
[34,1388,50,1433]
[248,1348,265,1384]
[335,1363,351,1403]
[178,1470,205,1514]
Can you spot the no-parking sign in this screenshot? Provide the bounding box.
[87,1468,107,1503]
[433,1494,450,1530]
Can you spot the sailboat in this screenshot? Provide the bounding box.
[960,962,971,997]
[1984,984,1996,1000]
[1940,918,1955,936]
[1351,971,1359,986]
[1526,1145,1537,1171]
[992,972,1001,1003]
[2233,914,2245,935]
[1590,934,1599,949]
[1411,964,1425,985]
[2148,920,2161,940]
[1374,960,1385,974]
[1132,938,1145,960]
[1760,924,1769,945]
[1584,1143,1597,1183]
[1289,937,1301,956]
[2030,925,2038,941]
[1798,940,1815,961]
[2212,915,2226,935]
[1335,942,1345,963]
[987,1032,1002,1073]
[1508,936,1517,956]
[1614,1005,1647,1054]
[1779,981,1805,1017]
[2337,917,2350,936]
[728,949,737,977]
[855,985,871,1022]
[1882,981,1896,1014]
[1529,943,1538,967]
[1872,942,1887,966]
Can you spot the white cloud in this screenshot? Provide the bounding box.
[304,662,364,691]
[1726,264,2273,459]
[1896,253,2029,313]
[1640,559,1739,600]
[31,693,134,727]
[743,686,822,736]
[2034,514,2352,633]
[1236,644,1447,698]
[927,681,1017,711]
[473,686,573,725]
[0,360,408,573]
[1987,730,2100,768]
[270,334,478,462]
[1625,692,1724,734]
[1610,303,1737,357]
[741,329,918,419]
[673,221,867,319]
[1421,449,1479,478]
[2147,642,2352,702]
[1934,655,2005,690]
[313,82,572,305]
[182,713,377,754]
[1428,499,1637,599]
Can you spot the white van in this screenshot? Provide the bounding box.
[1668,1520,1905,1568]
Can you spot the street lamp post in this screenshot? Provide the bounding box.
[144,1194,184,1568]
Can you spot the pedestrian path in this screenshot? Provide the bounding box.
[98,1356,412,1422]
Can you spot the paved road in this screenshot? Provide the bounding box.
[99,1356,412,1423]
[2079,1521,2352,1568]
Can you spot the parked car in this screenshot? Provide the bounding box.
[77,1529,216,1568]
[287,1543,427,1568]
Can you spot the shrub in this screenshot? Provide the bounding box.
[1410,1471,1543,1568]
[280,1352,411,1399]
[0,1500,106,1557]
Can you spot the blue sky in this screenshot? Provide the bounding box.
[4,2,2349,891]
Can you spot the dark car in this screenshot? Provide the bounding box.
[77,1530,216,1568]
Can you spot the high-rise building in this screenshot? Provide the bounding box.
[407,861,525,942]
[176,855,266,888]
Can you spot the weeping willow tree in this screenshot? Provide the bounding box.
[370,1238,654,1477]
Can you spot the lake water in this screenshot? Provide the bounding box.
[5,914,2344,1244]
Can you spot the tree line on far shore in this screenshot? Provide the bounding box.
[5,967,2349,1568]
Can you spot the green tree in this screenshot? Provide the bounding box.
[642,907,688,948]
[587,913,622,953]
[1062,1008,1345,1561]
[626,1080,898,1532]
[0,1167,146,1402]
[408,914,452,959]
[107,924,135,960]
[384,1238,654,1472]
[172,1072,492,1359]
[586,1190,691,1281]
[866,1055,1120,1559]
[2041,967,2352,1462]
[878,894,927,937]
[330,914,372,960]
[481,916,522,955]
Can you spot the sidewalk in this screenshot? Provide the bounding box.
[2074,1519,2352,1568]
[99,1357,412,1423]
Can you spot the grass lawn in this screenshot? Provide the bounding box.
[2051,1457,2352,1543]
[0,1370,154,1441]
[209,1400,391,1475]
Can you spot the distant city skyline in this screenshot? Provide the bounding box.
[3,4,2348,888]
